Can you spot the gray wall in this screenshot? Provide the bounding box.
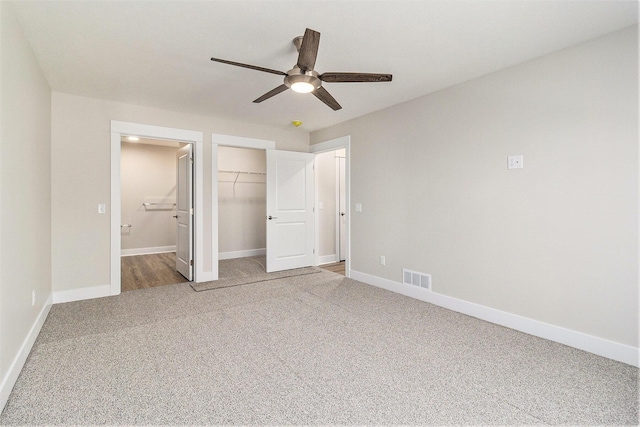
[311,26,639,348]
[51,92,309,293]
[0,2,52,403]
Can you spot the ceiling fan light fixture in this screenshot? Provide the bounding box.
[284,70,321,93]
[291,81,315,93]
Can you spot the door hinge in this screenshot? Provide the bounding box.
[190,208,194,215]
[190,259,193,266]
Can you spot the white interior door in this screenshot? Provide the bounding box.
[266,150,315,273]
[176,145,193,280]
[338,156,347,262]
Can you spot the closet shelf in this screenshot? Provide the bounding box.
[219,170,266,188]
[142,200,176,210]
[143,202,176,206]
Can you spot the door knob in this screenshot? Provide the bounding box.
[173,215,178,218]
[267,215,278,220]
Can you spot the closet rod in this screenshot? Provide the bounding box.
[219,170,266,188]
[218,170,266,175]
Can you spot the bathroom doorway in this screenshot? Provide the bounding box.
[119,136,192,291]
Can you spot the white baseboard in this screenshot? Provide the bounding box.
[53,284,111,304]
[318,254,338,265]
[121,246,176,257]
[219,248,265,260]
[350,270,639,367]
[0,293,52,412]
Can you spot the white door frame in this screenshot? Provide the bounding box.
[309,135,351,277]
[110,121,205,296]
[211,134,275,281]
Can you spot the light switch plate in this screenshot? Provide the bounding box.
[98,204,106,214]
[508,155,524,169]
[355,203,362,212]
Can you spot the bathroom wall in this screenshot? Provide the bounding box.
[120,140,185,255]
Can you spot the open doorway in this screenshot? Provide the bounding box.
[110,121,206,297]
[311,135,351,277]
[314,148,346,276]
[211,134,316,279]
[119,137,193,291]
[218,146,267,274]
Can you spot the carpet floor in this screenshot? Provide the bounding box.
[1,268,637,425]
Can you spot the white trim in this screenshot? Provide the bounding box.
[350,270,640,367]
[212,134,275,150]
[219,248,266,260]
[111,121,209,295]
[309,136,351,278]
[53,285,111,304]
[210,142,219,281]
[121,246,176,257]
[335,157,341,261]
[318,254,338,265]
[0,293,52,411]
[309,136,350,153]
[110,130,121,295]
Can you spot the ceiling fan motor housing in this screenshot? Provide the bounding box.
[285,68,321,92]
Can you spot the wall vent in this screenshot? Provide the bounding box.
[403,269,431,290]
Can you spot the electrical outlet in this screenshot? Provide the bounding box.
[380,256,385,266]
[31,290,35,306]
[355,203,362,212]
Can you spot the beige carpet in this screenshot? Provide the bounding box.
[1,267,637,425]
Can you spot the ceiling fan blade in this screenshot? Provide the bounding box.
[320,72,393,83]
[253,84,289,103]
[313,86,342,111]
[297,28,320,72]
[210,57,286,76]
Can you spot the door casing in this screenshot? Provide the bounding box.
[110,121,206,296]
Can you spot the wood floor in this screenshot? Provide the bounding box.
[122,254,345,292]
[121,252,188,292]
[320,261,345,276]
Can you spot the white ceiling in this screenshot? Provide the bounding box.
[10,1,638,132]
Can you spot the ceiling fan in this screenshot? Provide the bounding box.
[210,28,392,111]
